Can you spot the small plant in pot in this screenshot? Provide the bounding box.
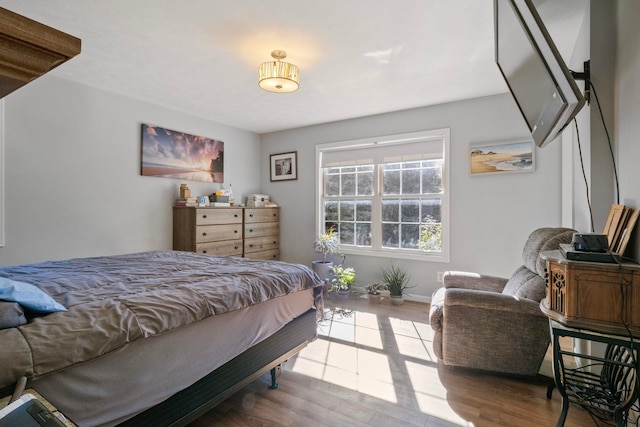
[330,265,356,300]
[312,227,341,284]
[365,283,384,304]
[381,264,411,305]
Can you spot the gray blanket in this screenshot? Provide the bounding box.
[0,250,322,390]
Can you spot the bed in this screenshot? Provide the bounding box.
[0,250,323,426]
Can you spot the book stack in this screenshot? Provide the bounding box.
[603,204,640,255]
[175,197,198,207]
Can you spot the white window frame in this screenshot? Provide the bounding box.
[315,129,450,262]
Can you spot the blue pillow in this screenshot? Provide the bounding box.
[0,277,67,313]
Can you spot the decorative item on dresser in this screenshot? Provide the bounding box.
[173,206,280,260]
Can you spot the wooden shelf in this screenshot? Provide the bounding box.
[0,7,81,98]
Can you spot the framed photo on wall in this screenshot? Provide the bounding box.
[270,151,298,181]
[470,139,535,175]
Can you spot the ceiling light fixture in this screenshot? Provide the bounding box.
[258,50,299,93]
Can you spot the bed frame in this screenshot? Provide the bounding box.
[117,308,317,427]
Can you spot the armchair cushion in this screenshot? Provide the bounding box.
[501,265,546,301]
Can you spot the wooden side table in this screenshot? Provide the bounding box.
[0,389,76,427]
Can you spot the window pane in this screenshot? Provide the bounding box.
[422,160,443,194]
[356,223,371,246]
[421,198,441,222]
[357,171,373,195]
[356,200,371,221]
[382,223,399,248]
[401,224,420,249]
[339,200,355,221]
[382,169,401,194]
[341,173,356,196]
[401,199,420,223]
[402,169,421,194]
[325,200,339,221]
[339,223,354,245]
[382,199,399,222]
[325,173,340,196]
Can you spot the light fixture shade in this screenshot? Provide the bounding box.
[258,50,299,93]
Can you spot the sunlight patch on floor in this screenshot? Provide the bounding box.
[290,304,471,424]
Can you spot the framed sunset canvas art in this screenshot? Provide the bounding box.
[141,123,224,182]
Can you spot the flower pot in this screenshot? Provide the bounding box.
[337,288,350,300]
[390,295,404,305]
[312,260,333,283]
[368,294,382,304]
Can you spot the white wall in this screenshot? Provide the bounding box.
[0,76,261,265]
[616,0,640,260]
[261,93,564,301]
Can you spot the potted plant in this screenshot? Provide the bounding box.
[365,283,384,304]
[330,265,356,299]
[381,264,411,305]
[312,227,341,283]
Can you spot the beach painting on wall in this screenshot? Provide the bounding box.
[470,139,534,175]
[141,123,224,182]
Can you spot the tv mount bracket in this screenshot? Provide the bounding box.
[571,60,591,105]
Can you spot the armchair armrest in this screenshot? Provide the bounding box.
[443,271,509,293]
[444,288,545,317]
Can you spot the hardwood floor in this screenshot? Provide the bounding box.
[189,294,598,427]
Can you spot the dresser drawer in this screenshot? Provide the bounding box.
[244,235,279,254]
[196,239,243,256]
[244,222,279,239]
[244,208,279,223]
[244,248,280,261]
[195,224,242,243]
[195,208,242,225]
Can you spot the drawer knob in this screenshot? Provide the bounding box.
[234,230,238,233]
[203,250,207,253]
[249,229,253,233]
[202,232,207,236]
[234,214,238,217]
[273,241,277,244]
[249,214,254,217]
[203,215,207,219]
[249,244,254,248]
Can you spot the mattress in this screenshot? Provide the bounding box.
[30,288,315,427]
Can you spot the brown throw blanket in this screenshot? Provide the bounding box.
[0,250,322,390]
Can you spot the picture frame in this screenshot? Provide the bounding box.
[270,151,298,181]
[140,123,224,183]
[470,139,535,175]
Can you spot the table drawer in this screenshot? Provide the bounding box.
[244,222,279,239]
[244,249,280,261]
[195,224,242,243]
[244,236,279,254]
[195,208,242,225]
[245,208,279,223]
[196,239,243,256]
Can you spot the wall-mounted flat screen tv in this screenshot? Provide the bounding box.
[495,0,585,148]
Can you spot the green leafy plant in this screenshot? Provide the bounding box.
[381,264,411,297]
[314,227,340,263]
[330,265,356,292]
[419,216,442,252]
[365,283,384,295]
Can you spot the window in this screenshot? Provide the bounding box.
[316,129,449,262]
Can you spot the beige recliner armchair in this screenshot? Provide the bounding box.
[429,227,575,376]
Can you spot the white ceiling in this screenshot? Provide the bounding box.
[1,0,584,134]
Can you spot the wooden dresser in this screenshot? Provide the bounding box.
[243,207,280,260]
[173,206,279,260]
